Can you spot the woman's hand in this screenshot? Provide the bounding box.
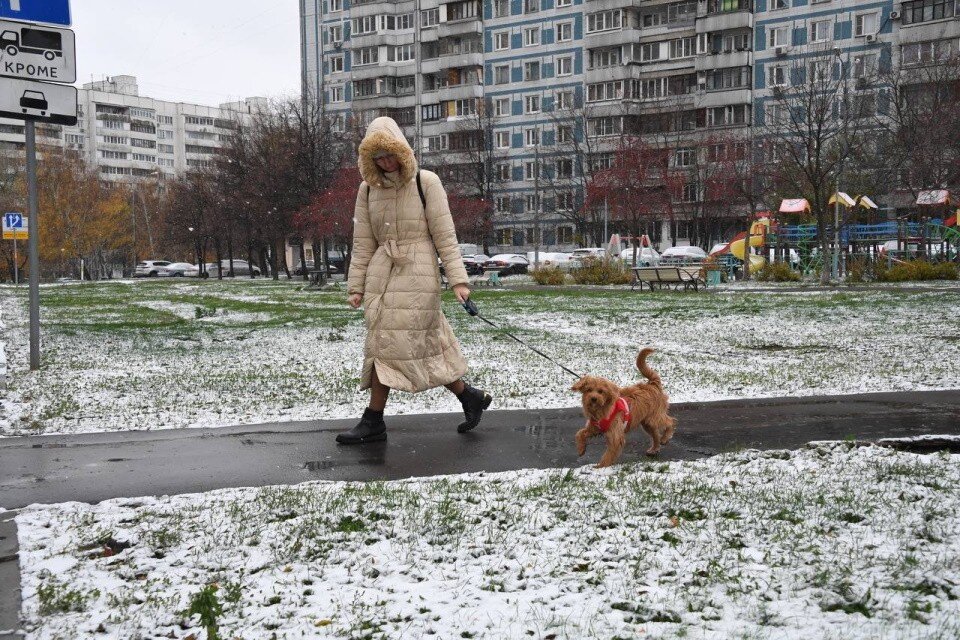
[452,284,470,304]
[348,293,363,309]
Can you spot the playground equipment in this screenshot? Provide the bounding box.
[710,218,770,271]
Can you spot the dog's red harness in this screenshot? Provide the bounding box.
[591,397,631,433]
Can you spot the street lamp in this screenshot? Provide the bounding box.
[833,47,848,282]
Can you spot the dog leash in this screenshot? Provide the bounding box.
[462,299,583,379]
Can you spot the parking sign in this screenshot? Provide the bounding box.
[3,212,28,239]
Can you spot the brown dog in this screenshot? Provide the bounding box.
[571,348,677,467]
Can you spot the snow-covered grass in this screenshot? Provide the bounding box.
[1,279,959,435]
[17,443,960,639]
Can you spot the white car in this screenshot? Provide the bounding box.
[484,254,530,274]
[528,252,574,269]
[569,247,608,267]
[619,246,661,266]
[135,260,171,277]
[660,245,708,265]
[158,262,196,277]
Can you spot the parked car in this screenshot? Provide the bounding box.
[135,260,171,277]
[484,253,530,275]
[570,247,608,267]
[462,254,489,275]
[193,259,262,278]
[619,247,661,266]
[156,262,196,277]
[659,245,709,265]
[527,252,574,270]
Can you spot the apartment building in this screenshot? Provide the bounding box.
[0,75,267,184]
[303,0,959,250]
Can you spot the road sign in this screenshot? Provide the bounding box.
[3,212,28,240]
[0,0,71,27]
[0,76,75,125]
[0,20,76,83]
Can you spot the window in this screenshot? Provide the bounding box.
[524,0,539,13]
[722,33,750,52]
[496,228,514,245]
[523,27,540,46]
[557,22,573,42]
[525,127,540,146]
[158,115,173,125]
[132,153,156,163]
[496,131,511,148]
[810,20,832,43]
[524,161,539,180]
[586,11,622,33]
[495,65,510,84]
[587,81,623,102]
[330,85,344,102]
[330,55,344,73]
[556,195,574,213]
[524,61,540,81]
[159,158,174,168]
[99,119,125,130]
[557,0,572,6]
[525,95,541,113]
[768,27,787,47]
[809,59,830,84]
[640,43,662,61]
[853,53,877,78]
[589,116,622,136]
[422,103,443,121]
[902,39,957,65]
[708,104,748,127]
[670,37,695,59]
[638,77,667,100]
[590,48,621,68]
[667,1,696,23]
[496,163,511,180]
[851,93,876,118]
[495,97,510,116]
[448,0,479,21]
[557,56,573,76]
[854,13,877,37]
[902,0,957,25]
[329,0,342,10]
[454,99,477,116]
[421,8,439,27]
[675,147,694,167]
[495,197,511,213]
[353,15,377,35]
[387,44,415,62]
[356,46,378,66]
[768,64,787,86]
[101,135,127,145]
[424,135,447,152]
[643,12,664,27]
[129,108,155,119]
[495,31,510,50]
[771,0,788,9]
[706,66,750,90]
[525,194,540,212]
[766,103,789,125]
[493,0,509,17]
[157,129,173,140]
[100,150,128,160]
[555,90,573,110]
[555,158,573,178]
[158,144,174,154]
[557,225,574,242]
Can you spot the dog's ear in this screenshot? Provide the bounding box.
[570,377,586,392]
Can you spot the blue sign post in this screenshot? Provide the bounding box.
[0,0,71,26]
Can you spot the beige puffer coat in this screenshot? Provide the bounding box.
[348,117,470,393]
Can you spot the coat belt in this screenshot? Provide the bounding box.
[381,237,428,266]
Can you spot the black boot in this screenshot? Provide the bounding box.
[336,408,386,444]
[456,384,492,433]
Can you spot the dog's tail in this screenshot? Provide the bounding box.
[637,348,663,389]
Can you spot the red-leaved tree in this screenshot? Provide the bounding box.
[294,166,360,272]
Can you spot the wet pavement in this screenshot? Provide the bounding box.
[2,390,958,510]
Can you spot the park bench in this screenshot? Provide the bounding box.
[469,270,502,288]
[631,266,706,292]
[307,270,329,288]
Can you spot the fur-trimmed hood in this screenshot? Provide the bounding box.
[358,117,418,188]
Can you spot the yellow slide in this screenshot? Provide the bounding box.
[728,219,769,270]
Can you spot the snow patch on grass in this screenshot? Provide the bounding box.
[17,444,960,639]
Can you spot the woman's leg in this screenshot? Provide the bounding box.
[444,379,465,396]
[370,366,390,411]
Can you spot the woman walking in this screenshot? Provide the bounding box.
[338,117,492,444]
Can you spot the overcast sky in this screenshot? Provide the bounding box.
[73,0,302,106]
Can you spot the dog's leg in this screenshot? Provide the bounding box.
[641,421,662,455]
[575,422,598,457]
[596,420,626,468]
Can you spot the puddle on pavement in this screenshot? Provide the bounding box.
[878,438,960,454]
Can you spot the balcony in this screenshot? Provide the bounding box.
[421,58,442,74]
[584,64,637,83]
[697,8,753,33]
[352,62,414,80]
[438,51,484,69]
[349,0,397,17]
[437,18,482,38]
[696,88,751,108]
[585,27,642,48]
[695,49,752,71]
[438,82,483,101]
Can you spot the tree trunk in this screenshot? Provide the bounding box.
[299,242,308,281]
[227,233,235,277]
[247,240,256,279]
[215,241,224,279]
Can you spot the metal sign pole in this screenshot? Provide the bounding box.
[12,237,18,286]
[25,120,40,370]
